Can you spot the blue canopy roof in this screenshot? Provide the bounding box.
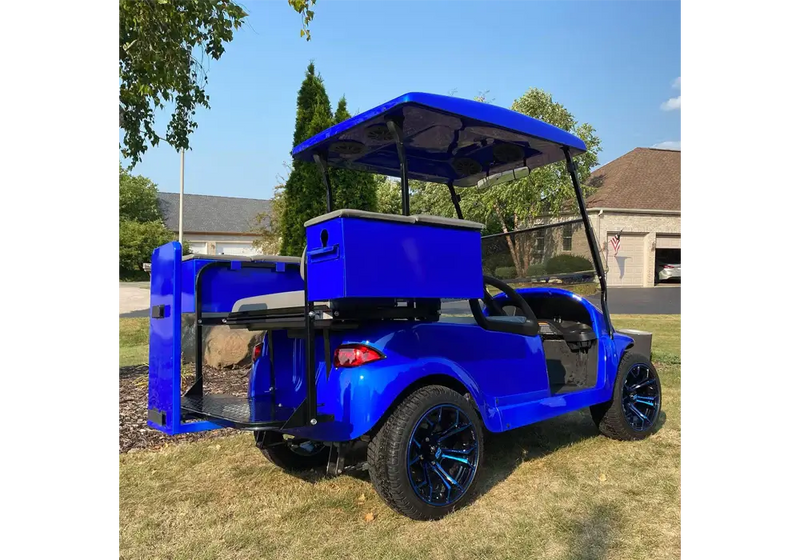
[291,92,586,187]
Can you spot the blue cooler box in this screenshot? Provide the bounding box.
[304,210,484,301]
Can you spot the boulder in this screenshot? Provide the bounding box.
[180,315,261,368]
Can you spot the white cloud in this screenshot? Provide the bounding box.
[661,96,681,111]
[652,141,681,150]
[672,76,681,89]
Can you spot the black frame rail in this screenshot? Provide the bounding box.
[184,258,333,430]
[563,148,613,336]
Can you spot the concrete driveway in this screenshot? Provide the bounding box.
[586,286,680,315]
[120,282,150,318]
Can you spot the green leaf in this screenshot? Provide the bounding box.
[120,0,318,164]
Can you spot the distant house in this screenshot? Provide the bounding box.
[157,193,271,256]
[584,147,681,287]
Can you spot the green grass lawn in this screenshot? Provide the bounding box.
[120,317,149,367]
[120,314,680,559]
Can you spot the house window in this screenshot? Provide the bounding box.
[533,230,545,253]
[562,224,573,252]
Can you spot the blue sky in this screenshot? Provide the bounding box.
[124,0,680,199]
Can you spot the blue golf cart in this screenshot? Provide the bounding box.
[147,92,661,520]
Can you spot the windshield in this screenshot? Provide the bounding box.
[481,220,600,296]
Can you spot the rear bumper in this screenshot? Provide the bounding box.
[658,269,681,280]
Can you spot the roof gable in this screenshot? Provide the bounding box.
[157,193,271,234]
[585,148,680,211]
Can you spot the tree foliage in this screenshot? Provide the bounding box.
[482,88,601,276]
[376,176,402,215]
[119,0,318,165]
[279,66,378,255]
[252,184,285,255]
[119,164,161,222]
[119,165,173,278]
[280,63,332,255]
[120,220,174,276]
[329,96,378,212]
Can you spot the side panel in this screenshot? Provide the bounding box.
[147,242,182,433]
[251,322,552,441]
[147,242,220,435]
[246,304,636,442]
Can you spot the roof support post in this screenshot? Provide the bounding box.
[563,148,614,337]
[447,181,464,219]
[386,119,410,216]
[313,152,334,213]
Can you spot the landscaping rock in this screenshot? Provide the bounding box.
[203,328,259,369]
[180,315,261,368]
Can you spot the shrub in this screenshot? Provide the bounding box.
[494,266,518,279]
[482,251,514,275]
[526,263,547,277]
[545,254,595,275]
[120,220,173,277]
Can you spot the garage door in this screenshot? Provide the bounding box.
[215,242,259,256]
[656,234,681,249]
[607,233,645,287]
[188,242,207,254]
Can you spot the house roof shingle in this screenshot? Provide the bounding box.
[157,193,272,234]
[585,147,680,211]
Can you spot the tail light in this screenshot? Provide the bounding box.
[252,342,264,362]
[663,265,674,269]
[334,344,384,368]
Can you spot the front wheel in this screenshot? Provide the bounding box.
[590,352,662,440]
[367,386,484,520]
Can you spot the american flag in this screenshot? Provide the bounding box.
[610,233,621,256]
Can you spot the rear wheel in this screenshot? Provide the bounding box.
[254,431,328,471]
[367,386,484,520]
[591,352,662,440]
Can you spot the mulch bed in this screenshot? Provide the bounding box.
[120,364,250,453]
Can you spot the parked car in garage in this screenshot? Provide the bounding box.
[657,261,681,282]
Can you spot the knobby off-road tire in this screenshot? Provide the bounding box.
[254,432,328,472]
[367,385,484,521]
[590,351,662,441]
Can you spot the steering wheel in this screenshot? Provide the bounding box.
[470,275,538,323]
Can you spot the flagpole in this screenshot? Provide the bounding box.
[178,148,185,246]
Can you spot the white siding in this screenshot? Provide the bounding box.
[656,234,681,249]
[188,242,208,254]
[215,242,259,256]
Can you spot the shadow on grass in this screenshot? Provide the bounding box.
[565,502,624,560]
[279,408,666,493]
[120,364,149,379]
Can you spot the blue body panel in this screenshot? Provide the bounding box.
[305,216,483,301]
[248,290,630,442]
[180,258,303,313]
[291,92,587,187]
[147,243,219,434]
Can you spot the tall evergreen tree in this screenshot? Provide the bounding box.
[329,96,379,212]
[280,63,333,256]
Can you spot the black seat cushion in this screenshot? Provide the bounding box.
[546,320,597,344]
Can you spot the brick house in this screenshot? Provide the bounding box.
[581,147,681,287]
[506,148,683,287]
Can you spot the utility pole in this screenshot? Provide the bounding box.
[178,149,185,246]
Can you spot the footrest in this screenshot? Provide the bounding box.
[181,394,296,429]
